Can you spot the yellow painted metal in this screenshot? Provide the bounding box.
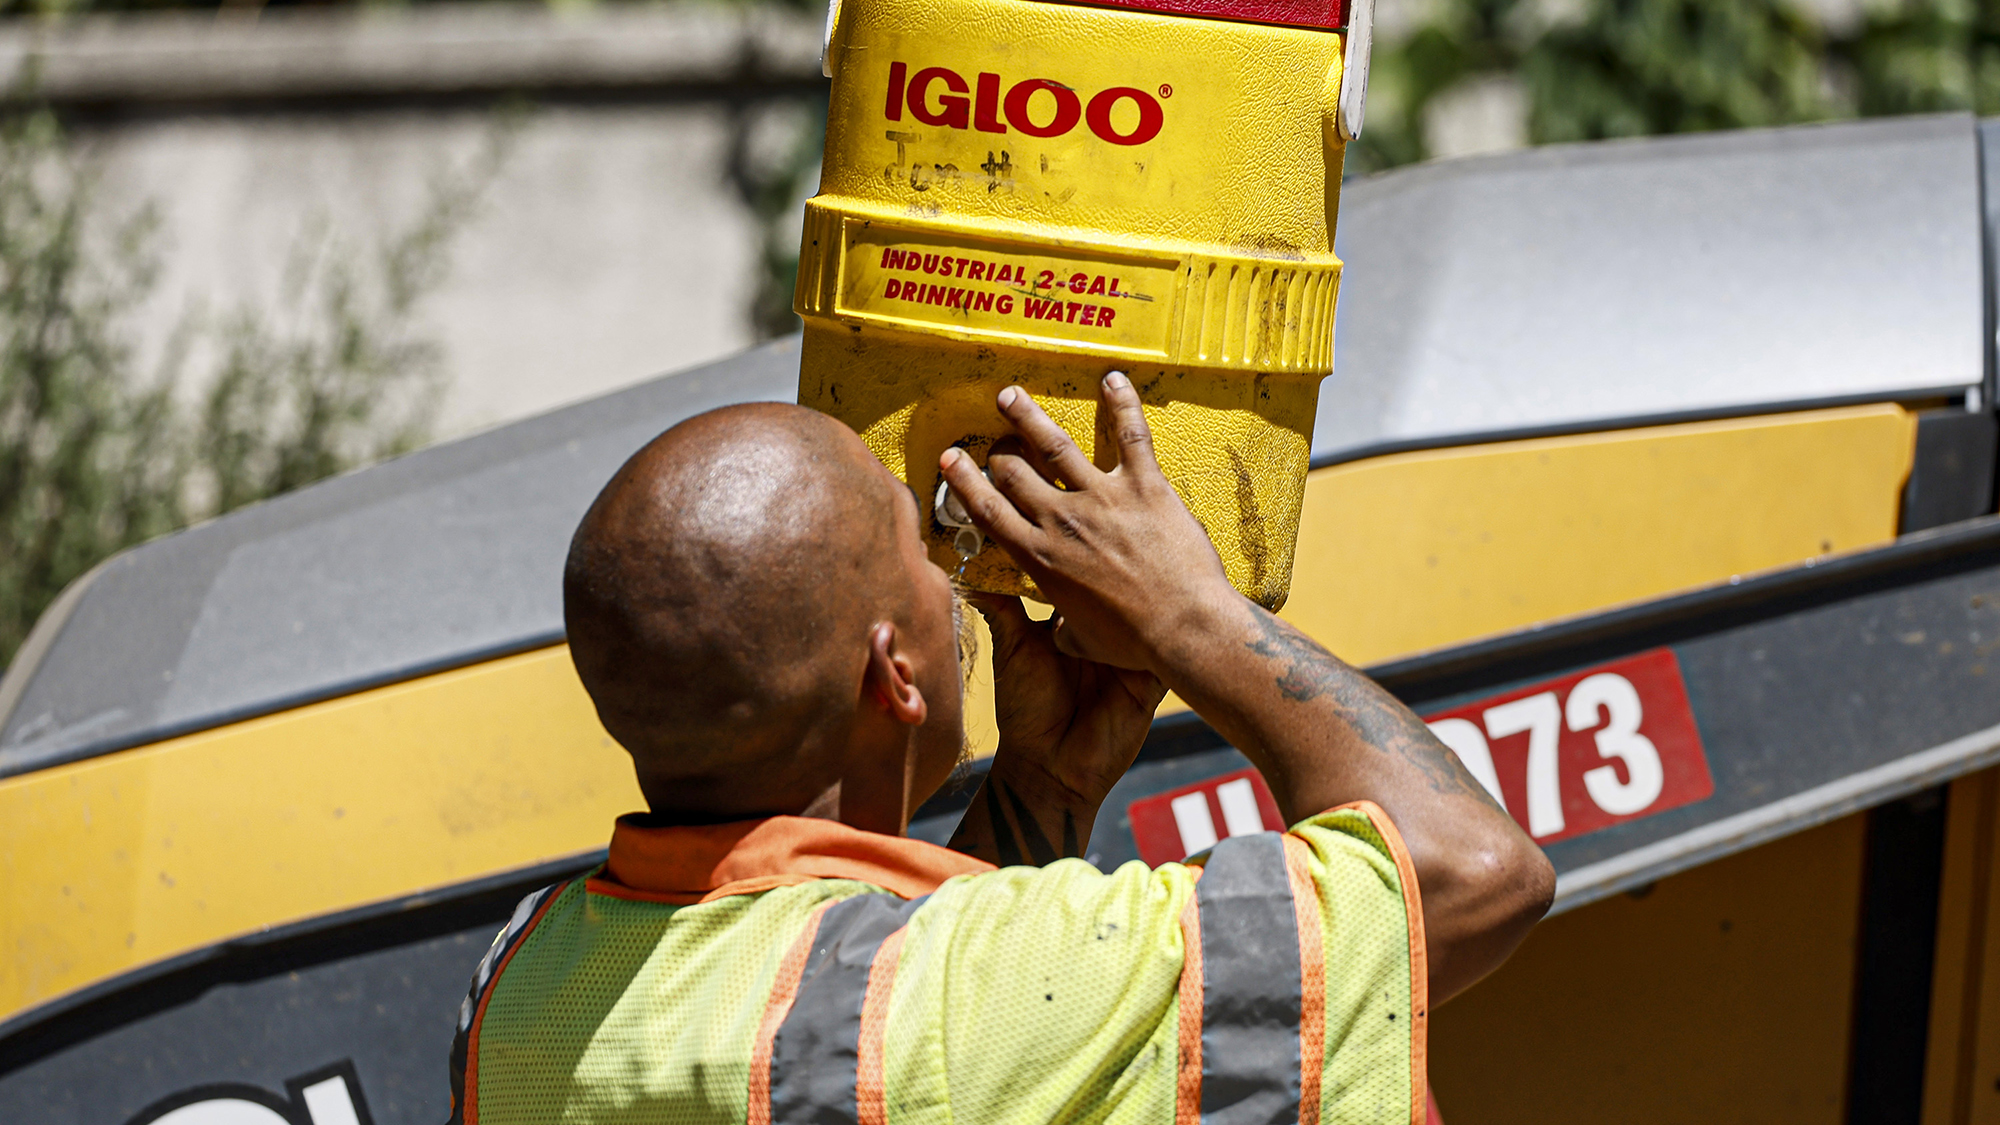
[0,403,1916,1024]
[1286,404,1917,666]
[0,641,1005,1023]
[798,0,1352,608]
[0,646,643,1021]
[1149,403,1917,716]
[1432,815,1868,1123]
[1329,406,1912,1119]
[1923,768,2000,1125]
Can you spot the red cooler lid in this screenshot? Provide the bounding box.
[1054,0,1346,31]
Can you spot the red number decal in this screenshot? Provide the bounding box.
[1127,769,1283,866]
[1422,648,1712,844]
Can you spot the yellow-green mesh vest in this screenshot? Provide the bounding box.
[447,805,1422,1125]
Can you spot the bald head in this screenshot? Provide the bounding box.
[564,403,923,814]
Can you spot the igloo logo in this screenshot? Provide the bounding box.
[883,62,1167,146]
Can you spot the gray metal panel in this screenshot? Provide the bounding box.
[1980,118,2000,410]
[1539,559,2000,876]
[1361,516,2000,913]
[1314,113,1985,461]
[0,928,484,1125]
[0,337,801,778]
[16,522,2000,1122]
[1063,517,2000,914]
[5,113,1989,777]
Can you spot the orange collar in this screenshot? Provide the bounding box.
[589,815,996,905]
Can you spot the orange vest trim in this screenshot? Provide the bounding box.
[589,814,997,903]
[1329,801,1429,1125]
[1174,892,1204,1125]
[1282,834,1328,1125]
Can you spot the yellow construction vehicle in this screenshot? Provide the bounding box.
[6,109,2000,1125]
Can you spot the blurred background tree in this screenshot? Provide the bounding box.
[1358,0,2000,172]
[0,97,507,665]
[5,0,2000,671]
[0,107,181,666]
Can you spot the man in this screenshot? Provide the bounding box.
[447,374,1553,1125]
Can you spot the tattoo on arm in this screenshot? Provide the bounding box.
[985,782,1029,866]
[1243,607,1503,808]
[951,777,1083,867]
[999,782,1061,865]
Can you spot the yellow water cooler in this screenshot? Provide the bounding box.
[796,0,1374,609]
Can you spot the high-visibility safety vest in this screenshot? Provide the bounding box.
[447,802,1427,1125]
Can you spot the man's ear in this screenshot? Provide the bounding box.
[864,621,928,726]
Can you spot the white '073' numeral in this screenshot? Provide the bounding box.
[1567,673,1664,815]
[1482,693,1565,838]
[1425,672,1663,840]
[1425,718,1504,808]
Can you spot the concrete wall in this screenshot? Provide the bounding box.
[3,3,826,436]
[7,0,1872,434]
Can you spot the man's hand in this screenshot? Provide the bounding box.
[947,594,1165,866]
[939,373,1554,1003]
[940,374,1237,674]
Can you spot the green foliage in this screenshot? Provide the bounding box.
[1841,1,2000,116]
[192,127,508,513]
[1352,0,1527,170]
[0,107,504,667]
[732,93,828,340]
[0,109,183,665]
[1526,0,1830,143]
[1358,0,2000,172]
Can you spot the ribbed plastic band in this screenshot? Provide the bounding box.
[797,204,1340,375]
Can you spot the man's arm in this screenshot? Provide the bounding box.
[946,594,1166,867]
[939,373,1554,1002]
[1155,593,1551,1001]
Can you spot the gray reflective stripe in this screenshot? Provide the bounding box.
[769,892,927,1125]
[463,882,565,1029]
[1197,833,1303,1125]
[448,880,569,1125]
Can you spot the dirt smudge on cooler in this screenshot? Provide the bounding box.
[1227,447,1269,591]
